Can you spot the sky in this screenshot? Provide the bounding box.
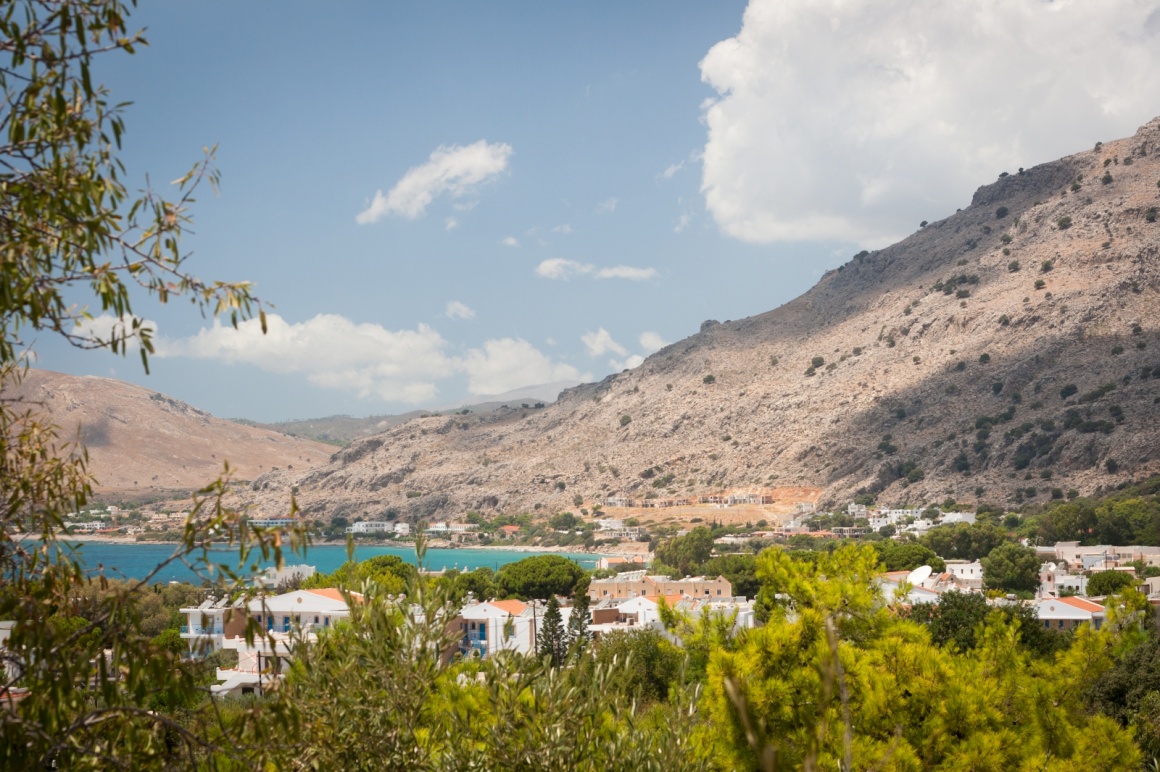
[33,0,1160,422]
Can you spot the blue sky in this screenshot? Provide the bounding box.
[36,1,1160,422]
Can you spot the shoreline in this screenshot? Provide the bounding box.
[52,534,644,559]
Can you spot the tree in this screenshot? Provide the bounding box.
[654,526,714,576]
[537,595,566,667]
[698,543,1141,770]
[593,628,683,704]
[494,554,586,600]
[0,4,289,767]
[700,554,759,599]
[981,542,1041,594]
[1088,570,1136,597]
[875,541,946,573]
[921,521,1009,561]
[566,586,591,653]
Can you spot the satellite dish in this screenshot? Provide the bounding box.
[907,565,933,586]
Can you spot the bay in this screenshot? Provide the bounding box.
[64,541,600,584]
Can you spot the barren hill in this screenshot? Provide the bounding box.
[244,118,1160,522]
[7,369,336,499]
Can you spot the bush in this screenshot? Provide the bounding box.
[1056,216,1072,229]
[1102,171,1113,185]
[1035,279,1046,290]
[978,353,991,364]
[1040,259,1054,273]
[1111,345,1124,356]
[1060,384,1078,399]
[996,206,1009,218]
[998,314,1010,326]
[1147,208,1157,223]
[1008,260,1020,272]
[1001,234,1013,244]
[955,289,970,299]
[619,415,632,427]
[811,356,825,368]
[702,374,715,384]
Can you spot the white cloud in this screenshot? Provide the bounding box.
[501,235,520,247]
[535,258,658,281]
[700,0,1160,247]
[611,354,645,371]
[552,224,573,235]
[445,301,475,320]
[158,313,587,405]
[158,314,456,403]
[462,338,585,396]
[444,217,459,231]
[356,140,512,224]
[593,265,658,281]
[581,328,628,358]
[673,213,691,233]
[639,331,667,353]
[660,161,685,180]
[72,314,156,351]
[535,258,589,280]
[596,197,618,214]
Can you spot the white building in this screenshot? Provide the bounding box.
[449,599,570,660]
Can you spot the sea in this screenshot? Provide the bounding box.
[62,542,600,584]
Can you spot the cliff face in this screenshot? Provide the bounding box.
[6,369,336,498]
[239,119,1160,519]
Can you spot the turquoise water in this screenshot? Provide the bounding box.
[65,542,598,584]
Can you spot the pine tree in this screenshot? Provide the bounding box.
[538,595,566,666]
[566,591,591,654]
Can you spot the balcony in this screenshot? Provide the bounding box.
[180,625,224,637]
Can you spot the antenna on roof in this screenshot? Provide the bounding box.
[906,565,933,586]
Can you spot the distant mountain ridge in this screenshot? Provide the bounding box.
[5,369,337,499]
[238,381,580,446]
[237,117,1160,523]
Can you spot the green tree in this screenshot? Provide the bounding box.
[700,553,759,599]
[698,543,1140,769]
[654,526,714,576]
[495,554,586,600]
[566,591,591,653]
[981,542,1041,594]
[875,541,946,573]
[593,628,684,705]
[921,521,1009,561]
[1088,570,1136,597]
[0,4,290,767]
[537,595,566,667]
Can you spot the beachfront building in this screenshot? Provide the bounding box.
[587,570,733,601]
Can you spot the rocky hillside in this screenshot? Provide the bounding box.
[244,118,1160,522]
[6,369,336,499]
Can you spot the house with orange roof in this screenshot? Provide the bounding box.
[446,598,572,660]
[1032,596,1105,632]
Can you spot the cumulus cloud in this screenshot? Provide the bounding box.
[501,235,520,247]
[581,328,628,358]
[445,301,475,320]
[444,217,459,231]
[356,140,512,224]
[72,314,156,351]
[157,313,586,405]
[535,258,658,281]
[660,161,685,180]
[462,338,585,396]
[700,0,1160,247]
[552,224,573,235]
[639,331,667,353]
[158,314,457,403]
[596,197,618,214]
[611,354,645,371]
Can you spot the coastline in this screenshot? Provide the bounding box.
[52,533,645,559]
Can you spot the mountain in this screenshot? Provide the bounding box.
[196,120,1160,521]
[239,381,580,447]
[6,369,337,500]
